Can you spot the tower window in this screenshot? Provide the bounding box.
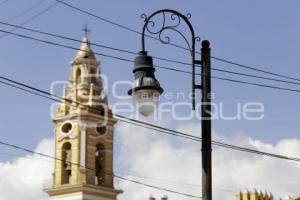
[96,124,107,135]
[61,122,73,134]
[95,143,105,186]
[75,67,81,84]
[90,68,96,74]
[61,142,72,184]
[90,68,97,83]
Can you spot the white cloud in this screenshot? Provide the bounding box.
[115,122,300,200]
[0,138,53,200]
[0,123,299,200]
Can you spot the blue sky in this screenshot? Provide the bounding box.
[0,0,300,160]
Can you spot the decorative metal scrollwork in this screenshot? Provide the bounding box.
[139,9,205,111]
[141,9,200,55]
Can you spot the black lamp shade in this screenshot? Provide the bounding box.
[128,51,164,96]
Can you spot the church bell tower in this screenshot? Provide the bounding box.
[44,37,122,200]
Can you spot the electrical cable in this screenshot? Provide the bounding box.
[0,21,300,87]
[2,0,48,24]
[0,139,202,199]
[0,75,300,163]
[0,27,300,94]
[53,0,300,83]
[0,0,62,39]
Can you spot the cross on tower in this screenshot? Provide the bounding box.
[82,24,91,38]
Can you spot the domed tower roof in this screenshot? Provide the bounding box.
[75,37,96,60]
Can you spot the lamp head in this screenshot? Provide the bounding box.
[128,51,164,116]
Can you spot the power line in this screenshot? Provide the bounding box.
[211,76,300,93]
[1,27,300,94]
[53,0,300,83]
[0,75,202,145]
[210,67,300,86]
[1,29,300,162]
[211,56,300,83]
[0,74,300,163]
[54,0,149,39]
[0,81,292,199]
[0,151,55,163]
[0,149,234,194]
[0,25,299,161]
[0,75,201,143]
[0,20,193,71]
[1,21,300,87]
[115,172,236,193]
[1,1,299,195]
[0,0,62,39]
[2,0,47,23]
[0,140,202,199]
[0,80,295,200]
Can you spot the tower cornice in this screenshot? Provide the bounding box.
[44,183,123,199]
[53,112,117,126]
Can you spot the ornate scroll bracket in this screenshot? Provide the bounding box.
[141,9,201,55]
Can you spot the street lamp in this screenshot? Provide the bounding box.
[128,9,212,200]
[127,51,163,116]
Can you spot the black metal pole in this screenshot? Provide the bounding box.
[201,40,212,200]
[139,9,212,200]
